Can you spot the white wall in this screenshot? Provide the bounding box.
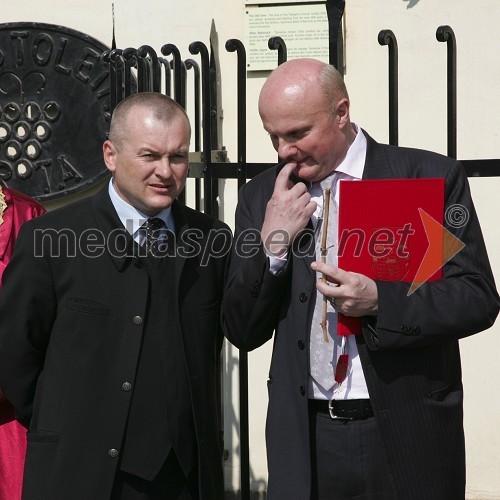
[2,1,499,497]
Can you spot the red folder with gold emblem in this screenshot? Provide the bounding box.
[337,178,446,336]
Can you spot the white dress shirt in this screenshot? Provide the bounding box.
[267,124,370,400]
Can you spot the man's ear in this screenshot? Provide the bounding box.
[336,98,350,127]
[103,140,117,173]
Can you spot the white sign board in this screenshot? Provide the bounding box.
[244,4,329,71]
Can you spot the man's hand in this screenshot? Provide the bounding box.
[261,162,317,256]
[311,261,378,316]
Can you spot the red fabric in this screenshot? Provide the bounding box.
[0,399,27,500]
[0,187,45,500]
[0,187,46,283]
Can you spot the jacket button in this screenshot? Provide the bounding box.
[298,340,305,350]
[108,449,119,458]
[400,324,409,333]
[122,382,132,392]
[133,316,143,325]
[299,385,306,396]
[299,293,308,303]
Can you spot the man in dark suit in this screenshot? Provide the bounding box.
[0,92,231,499]
[222,59,499,499]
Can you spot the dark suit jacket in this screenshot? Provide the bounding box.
[222,132,499,500]
[0,186,230,500]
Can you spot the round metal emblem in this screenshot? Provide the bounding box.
[0,22,110,201]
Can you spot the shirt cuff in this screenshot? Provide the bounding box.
[264,247,288,275]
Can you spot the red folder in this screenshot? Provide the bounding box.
[337,178,445,335]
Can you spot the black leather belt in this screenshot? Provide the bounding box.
[309,399,373,420]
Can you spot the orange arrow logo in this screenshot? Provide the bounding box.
[408,208,465,295]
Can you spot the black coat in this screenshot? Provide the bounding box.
[0,186,231,499]
[222,132,499,499]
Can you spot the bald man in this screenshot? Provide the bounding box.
[222,59,499,499]
[0,93,230,499]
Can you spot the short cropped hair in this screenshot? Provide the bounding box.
[318,64,350,115]
[108,92,191,146]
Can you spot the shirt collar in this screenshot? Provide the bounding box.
[335,123,366,180]
[108,179,175,238]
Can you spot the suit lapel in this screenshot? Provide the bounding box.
[171,200,188,293]
[362,130,397,180]
[90,186,135,271]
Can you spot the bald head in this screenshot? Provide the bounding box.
[258,58,355,181]
[108,92,191,148]
[259,58,349,118]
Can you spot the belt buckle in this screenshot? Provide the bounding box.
[328,400,353,420]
